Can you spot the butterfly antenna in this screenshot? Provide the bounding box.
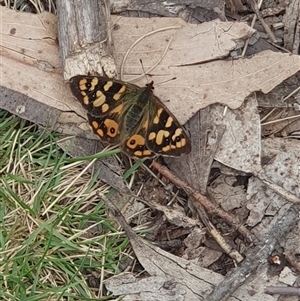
[139,59,149,83]
[155,77,177,86]
[139,59,176,87]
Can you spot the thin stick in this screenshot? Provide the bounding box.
[151,160,257,243]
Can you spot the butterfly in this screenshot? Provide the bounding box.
[69,75,191,158]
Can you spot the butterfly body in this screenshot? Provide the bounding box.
[124,104,144,132]
[70,75,191,158]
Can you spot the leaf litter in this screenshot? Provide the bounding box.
[1,2,300,300]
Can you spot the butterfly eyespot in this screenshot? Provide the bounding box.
[127,135,145,150]
[102,119,119,138]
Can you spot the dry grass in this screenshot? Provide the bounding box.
[1,0,56,13]
[0,111,132,300]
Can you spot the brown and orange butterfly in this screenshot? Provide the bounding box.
[69,75,191,158]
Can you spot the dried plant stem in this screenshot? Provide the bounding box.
[151,160,256,243]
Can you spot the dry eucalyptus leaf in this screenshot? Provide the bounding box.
[114,18,255,75]
[114,17,300,124]
[261,137,300,159]
[282,0,300,53]
[246,177,287,227]
[246,138,300,226]
[212,94,261,173]
[166,107,226,194]
[261,138,300,199]
[154,51,300,124]
[182,228,206,260]
[280,220,300,257]
[279,267,298,286]
[105,274,187,300]
[262,150,300,198]
[197,247,223,268]
[208,175,246,211]
[0,7,83,123]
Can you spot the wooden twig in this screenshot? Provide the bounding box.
[151,160,256,243]
[57,0,116,79]
[265,286,300,296]
[251,0,277,43]
[190,200,244,263]
[205,204,300,301]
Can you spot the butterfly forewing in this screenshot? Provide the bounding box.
[146,100,191,156]
[70,76,132,118]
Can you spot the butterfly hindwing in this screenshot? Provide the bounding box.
[87,113,121,145]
